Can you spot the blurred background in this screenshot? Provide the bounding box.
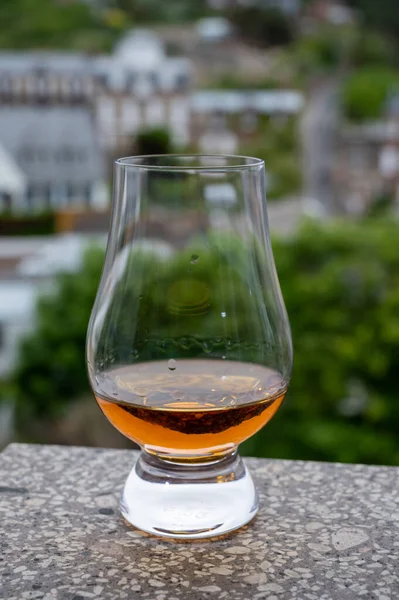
[1,0,399,465]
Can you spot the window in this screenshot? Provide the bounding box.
[76,148,88,162]
[150,72,158,88]
[176,73,189,90]
[42,183,51,207]
[66,183,75,203]
[145,99,165,126]
[121,99,140,133]
[211,111,227,131]
[0,321,4,352]
[96,74,108,88]
[18,147,35,163]
[169,98,189,124]
[12,76,23,95]
[0,74,12,100]
[241,111,258,134]
[26,184,50,210]
[36,76,49,102]
[126,73,136,92]
[26,185,35,210]
[97,97,116,126]
[71,77,83,101]
[37,148,48,162]
[349,144,367,170]
[82,184,92,207]
[61,147,75,163]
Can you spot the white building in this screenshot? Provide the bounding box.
[0,30,192,212]
[191,89,304,153]
[95,30,192,150]
[0,106,104,211]
[0,234,105,380]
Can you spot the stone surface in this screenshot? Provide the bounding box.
[1,444,399,600]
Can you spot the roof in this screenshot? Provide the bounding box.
[17,233,106,278]
[343,121,399,143]
[191,90,305,114]
[0,30,192,93]
[0,106,103,184]
[114,29,165,71]
[196,18,233,41]
[0,51,94,74]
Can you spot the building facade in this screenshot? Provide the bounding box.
[191,90,304,153]
[0,29,305,213]
[0,52,103,211]
[0,30,192,212]
[95,30,192,153]
[331,95,399,214]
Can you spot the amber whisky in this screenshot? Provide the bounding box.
[95,359,287,461]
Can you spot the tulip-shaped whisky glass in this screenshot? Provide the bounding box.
[86,155,292,539]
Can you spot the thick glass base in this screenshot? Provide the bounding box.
[120,450,258,539]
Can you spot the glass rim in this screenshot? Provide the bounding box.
[115,154,264,171]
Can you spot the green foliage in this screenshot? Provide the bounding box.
[0,0,121,51]
[267,154,302,200]
[228,6,295,48]
[0,0,211,51]
[94,232,285,371]
[13,218,399,466]
[366,194,395,218]
[206,74,284,91]
[342,67,399,122]
[115,0,209,24]
[243,218,399,465]
[289,25,357,82]
[347,0,399,40]
[243,117,302,200]
[134,128,173,156]
[296,31,342,70]
[288,23,395,85]
[348,29,394,68]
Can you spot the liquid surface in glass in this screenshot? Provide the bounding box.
[95,359,287,461]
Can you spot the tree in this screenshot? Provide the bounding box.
[134,127,173,155]
[347,0,399,41]
[342,67,399,122]
[115,0,209,24]
[13,218,399,466]
[0,0,123,52]
[243,218,399,465]
[294,29,343,72]
[348,29,393,68]
[242,117,302,200]
[228,6,295,48]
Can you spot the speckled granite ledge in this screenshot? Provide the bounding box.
[0,444,398,600]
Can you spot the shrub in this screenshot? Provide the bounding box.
[13,219,399,465]
[343,67,399,122]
